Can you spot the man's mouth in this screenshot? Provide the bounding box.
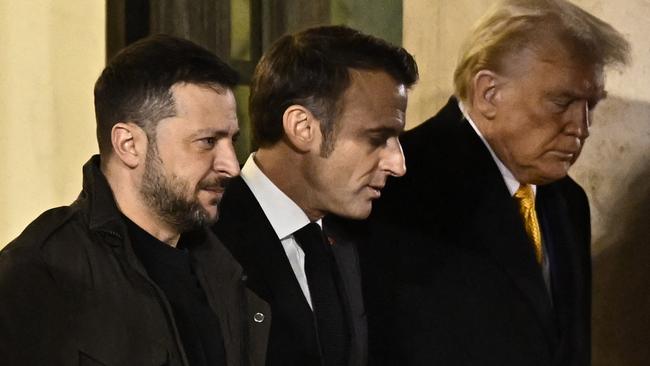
[203,187,225,195]
[199,176,232,193]
[367,185,384,198]
[550,150,577,161]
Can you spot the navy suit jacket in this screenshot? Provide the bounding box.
[360,97,591,366]
[214,176,367,366]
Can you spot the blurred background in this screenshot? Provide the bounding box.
[0,1,647,364]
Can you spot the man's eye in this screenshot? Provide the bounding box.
[199,137,216,148]
[553,99,571,109]
[369,136,387,147]
[369,132,394,147]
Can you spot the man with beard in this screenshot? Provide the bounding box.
[0,35,269,366]
[362,0,630,365]
[213,26,418,366]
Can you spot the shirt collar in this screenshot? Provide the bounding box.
[240,153,315,240]
[458,100,536,196]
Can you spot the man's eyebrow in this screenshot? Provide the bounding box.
[190,128,239,139]
[364,126,403,135]
[547,91,580,99]
[548,89,608,100]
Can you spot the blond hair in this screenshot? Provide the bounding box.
[453,0,630,102]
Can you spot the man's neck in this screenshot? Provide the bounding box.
[254,147,324,222]
[120,207,181,247]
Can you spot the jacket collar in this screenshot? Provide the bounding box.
[78,155,128,242]
[79,156,238,265]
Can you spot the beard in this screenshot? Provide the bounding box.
[139,146,228,233]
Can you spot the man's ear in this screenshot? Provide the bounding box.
[471,70,501,120]
[111,122,147,169]
[282,105,319,152]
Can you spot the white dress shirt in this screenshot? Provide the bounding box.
[240,153,319,309]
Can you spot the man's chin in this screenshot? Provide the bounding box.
[334,204,372,221]
[200,205,220,224]
[206,214,219,225]
[531,170,570,185]
[173,205,218,232]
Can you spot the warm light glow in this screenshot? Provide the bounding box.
[0,1,105,247]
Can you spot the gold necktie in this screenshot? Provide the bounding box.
[514,184,543,264]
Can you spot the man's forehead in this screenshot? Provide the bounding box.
[500,41,604,87]
[342,70,407,108]
[546,60,605,97]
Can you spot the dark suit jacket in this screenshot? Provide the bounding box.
[361,97,591,366]
[214,176,368,366]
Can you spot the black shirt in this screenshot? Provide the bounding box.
[125,216,226,366]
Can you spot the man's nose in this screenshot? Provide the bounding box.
[380,138,406,177]
[214,140,241,177]
[565,101,591,139]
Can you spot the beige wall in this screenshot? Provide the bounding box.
[404,1,650,365]
[0,1,105,246]
[0,1,647,363]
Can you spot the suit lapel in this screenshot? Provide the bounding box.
[217,178,314,332]
[246,216,313,319]
[454,116,558,346]
[188,230,243,366]
[537,184,585,349]
[471,180,558,346]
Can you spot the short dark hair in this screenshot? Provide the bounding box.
[94,34,239,157]
[250,25,418,152]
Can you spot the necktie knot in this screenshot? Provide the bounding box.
[514,184,535,209]
[514,184,543,264]
[294,222,327,255]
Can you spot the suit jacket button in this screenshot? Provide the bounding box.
[253,312,265,323]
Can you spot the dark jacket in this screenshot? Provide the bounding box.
[214,176,368,366]
[361,98,591,366]
[0,155,270,366]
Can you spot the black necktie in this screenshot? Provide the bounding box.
[294,222,349,366]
